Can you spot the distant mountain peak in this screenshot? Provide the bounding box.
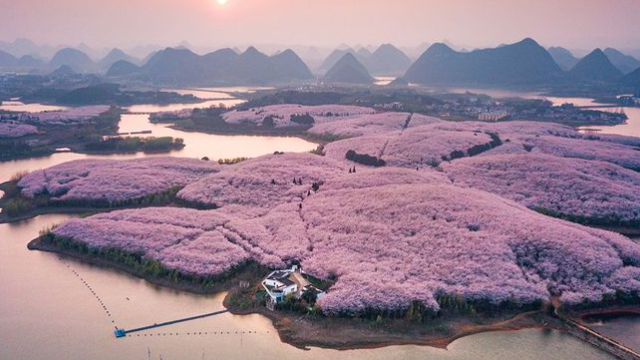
[603,47,640,74]
[99,48,137,70]
[570,48,623,82]
[425,43,456,56]
[240,46,269,62]
[405,38,564,86]
[106,60,139,77]
[51,65,76,77]
[140,45,310,85]
[50,48,95,73]
[548,46,579,71]
[270,49,313,81]
[277,49,298,58]
[106,48,126,56]
[339,52,359,63]
[368,43,412,75]
[356,47,372,58]
[378,43,396,50]
[517,38,539,46]
[324,52,374,84]
[243,46,261,55]
[0,50,18,67]
[319,48,356,72]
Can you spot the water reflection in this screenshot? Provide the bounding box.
[0,114,316,184]
[374,77,395,86]
[583,313,640,353]
[579,107,640,137]
[164,89,236,100]
[196,86,274,93]
[0,101,68,112]
[126,99,246,113]
[118,114,317,160]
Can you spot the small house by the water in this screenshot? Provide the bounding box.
[261,265,325,309]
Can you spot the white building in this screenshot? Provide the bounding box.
[262,268,298,304]
[262,265,326,308]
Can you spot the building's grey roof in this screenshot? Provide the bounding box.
[268,270,290,279]
[278,277,295,287]
[267,270,295,287]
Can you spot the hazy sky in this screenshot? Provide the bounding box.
[1,0,639,50]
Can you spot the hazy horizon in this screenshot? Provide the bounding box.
[2,0,639,54]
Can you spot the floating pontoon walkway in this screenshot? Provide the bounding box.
[115,309,229,338]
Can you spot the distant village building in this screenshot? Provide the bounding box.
[262,265,326,310]
[478,111,509,122]
[375,102,404,110]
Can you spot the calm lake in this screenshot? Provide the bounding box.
[0,214,616,360]
[583,313,640,353]
[0,101,68,112]
[0,113,316,185]
[0,96,630,360]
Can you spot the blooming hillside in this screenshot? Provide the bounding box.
[222,104,375,127]
[322,167,450,191]
[444,154,640,223]
[25,106,111,125]
[324,125,498,167]
[19,157,220,203]
[309,112,441,138]
[52,168,640,314]
[0,122,38,138]
[300,184,640,313]
[53,208,249,276]
[523,135,640,171]
[178,153,347,209]
[324,120,640,171]
[23,109,640,316]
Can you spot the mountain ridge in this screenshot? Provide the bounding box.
[404,38,565,87]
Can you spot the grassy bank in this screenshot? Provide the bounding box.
[0,183,190,223]
[29,233,268,295]
[28,232,564,350]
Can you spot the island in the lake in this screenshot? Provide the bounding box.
[0,105,186,161]
[2,100,640,356]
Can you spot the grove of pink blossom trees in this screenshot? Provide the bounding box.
[16,106,640,315]
[51,164,640,314]
[309,112,441,138]
[444,154,640,224]
[19,157,220,203]
[14,106,111,126]
[0,122,38,138]
[177,153,347,210]
[223,104,375,127]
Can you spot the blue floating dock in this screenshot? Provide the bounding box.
[113,309,229,339]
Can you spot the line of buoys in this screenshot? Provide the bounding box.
[63,260,119,330]
[126,330,264,338]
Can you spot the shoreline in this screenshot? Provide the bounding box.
[0,140,185,164]
[165,122,333,147]
[0,182,197,224]
[22,235,587,352]
[27,236,261,296]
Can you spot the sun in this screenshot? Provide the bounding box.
[217,0,228,5]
